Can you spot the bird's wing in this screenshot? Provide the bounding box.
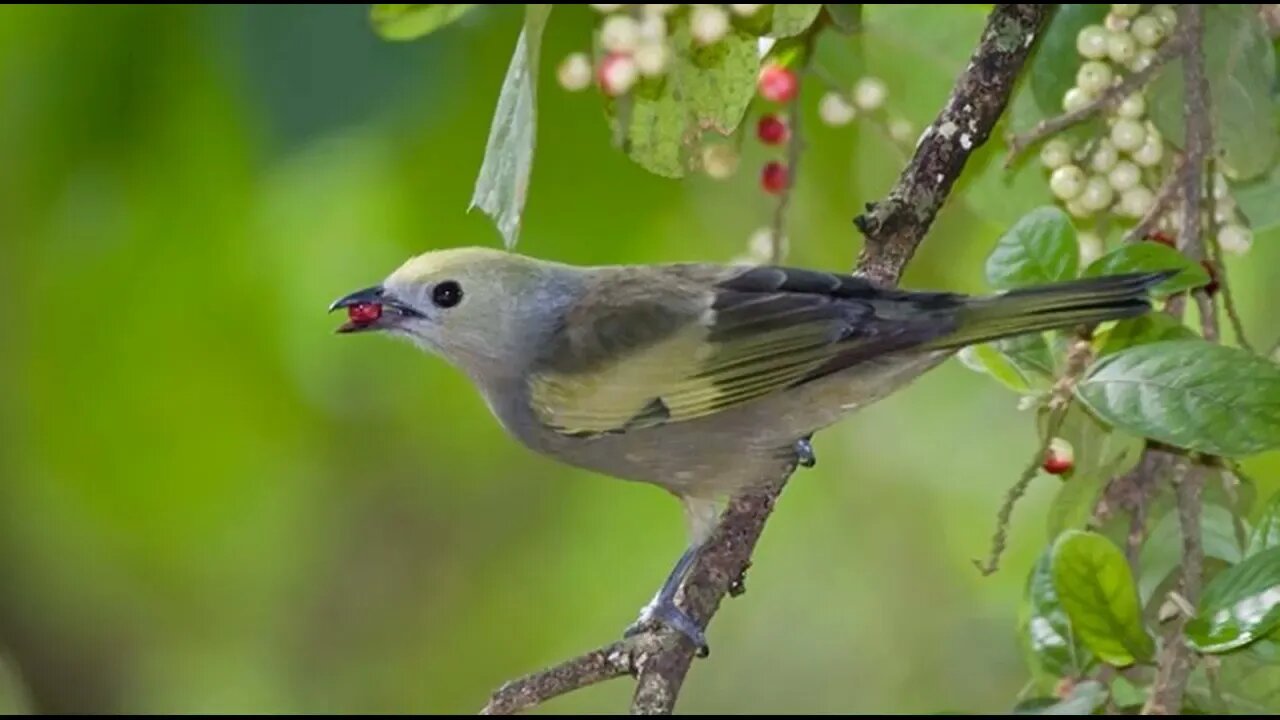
[527,264,964,437]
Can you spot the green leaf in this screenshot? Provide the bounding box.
[609,20,759,178]
[957,332,1056,395]
[1109,675,1147,710]
[1233,164,1280,233]
[370,4,477,41]
[1051,530,1154,666]
[1148,5,1279,180]
[1095,314,1198,358]
[986,206,1078,290]
[1187,547,1280,653]
[1044,406,1144,538]
[1140,505,1246,602]
[824,4,862,33]
[1028,5,1110,118]
[1248,492,1280,557]
[1023,548,1095,677]
[771,4,823,37]
[469,5,551,249]
[1075,340,1280,458]
[1037,680,1108,715]
[1083,243,1211,296]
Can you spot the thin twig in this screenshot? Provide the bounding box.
[1219,467,1250,555]
[1208,232,1254,351]
[482,640,639,715]
[1005,36,1186,166]
[479,5,1051,714]
[1123,156,1184,244]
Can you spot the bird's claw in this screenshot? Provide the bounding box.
[625,600,709,657]
[794,437,816,468]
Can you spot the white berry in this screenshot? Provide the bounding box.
[1050,164,1087,200]
[590,4,623,12]
[1120,186,1154,217]
[1130,48,1157,72]
[1213,200,1238,225]
[690,5,730,46]
[557,53,593,92]
[853,76,888,111]
[1076,25,1109,59]
[819,92,856,126]
[1218,224,1253,255]
[1116,93,1146,119]
[1153,5,1178,32]
[1108,160,1141,191]
[1131,134,1164,167]
[1080,175,1115,211]
[1105,13,1131,33]
[634,41,669,77]
[1063,86,1096,113]
[729,4,762,16]
[889,118,914,144]
[701,143,739,179]
[1040,138,1074,170]
[1066,198,1093,218]
[1107,30,1138,64]
[1078,231,1105,265]
[747,226,788,261]
[638,13,666,42]
[1130,15,1164,46]
[1089,139,1119,173]
[1112,4,1141,17]
[1110,118,1146,152]
[1077,61,1114,94]
[600,15,640,53]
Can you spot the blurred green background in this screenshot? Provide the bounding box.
[1,4,1276,714]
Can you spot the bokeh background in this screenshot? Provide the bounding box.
[1,4,1276,714]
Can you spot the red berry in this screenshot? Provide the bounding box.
[756,114,789,145]
[761,161,789,194]
[348,302,383,325]
[757,63,798,103]
[1201,259,1219,295]
[1042,437,1074,476]
[1146,230,1176,248]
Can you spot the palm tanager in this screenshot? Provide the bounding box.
[331,246,1170,652]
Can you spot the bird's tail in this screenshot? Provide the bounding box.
[923,271,1175,351]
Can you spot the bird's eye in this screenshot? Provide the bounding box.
[432,280,463,308]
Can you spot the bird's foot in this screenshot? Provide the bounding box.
[625,598,709,657]
[794,436,817,468]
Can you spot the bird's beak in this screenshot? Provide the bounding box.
[329,285,393,334]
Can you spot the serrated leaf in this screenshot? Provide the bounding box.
[1023,548,1095,677]
[469,5,551,249]
[824,4,861,33]
[1029,5,1110,118]
[1248,492,1280,557]
[1187,547,1280,653]
[1044,406,1144,538]
[1140,504,1246,603]
[609,19,759,178]
[986,206,1078,289]
[1075,340,1280,458]
[1149,5,1279,180]
[1084,243,1211,296]
[771,4,822,37]
[1096,314,1198,358]
[1052,530,1154,666]
[370,4,476,41]
[1233,164,1280,233]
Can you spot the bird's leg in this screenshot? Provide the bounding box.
[624,543,709,656]
[794,435,817,468]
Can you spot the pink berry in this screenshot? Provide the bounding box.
[757,63,797,103]
[761,162,789,194]
[347,302,383,325]
[597,52,638,96]
[756,114,789,145]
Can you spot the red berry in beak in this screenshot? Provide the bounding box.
[348,302,383,325]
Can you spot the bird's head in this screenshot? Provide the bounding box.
[329,246,572,375]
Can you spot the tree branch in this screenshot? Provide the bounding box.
[480,4,1050,714]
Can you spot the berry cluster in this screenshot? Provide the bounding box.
[754,63,798,194]
[1037,4,1254,262]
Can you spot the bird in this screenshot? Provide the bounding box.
[329,246,1171,653]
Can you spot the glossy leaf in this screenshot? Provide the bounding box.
[1096,314,1197,358]
[1248,492,1280,557]
[1022,548,1093,677]
[1076,340,1280,458]
[986,206,1078,290]
[1187,547,1280,653]
[771,4,823,37]
[1149,5,1278,180]
[469,4,552,249]
[1084,243,1211,296]
[370,4,477,41]
[1052,530,1154,666]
